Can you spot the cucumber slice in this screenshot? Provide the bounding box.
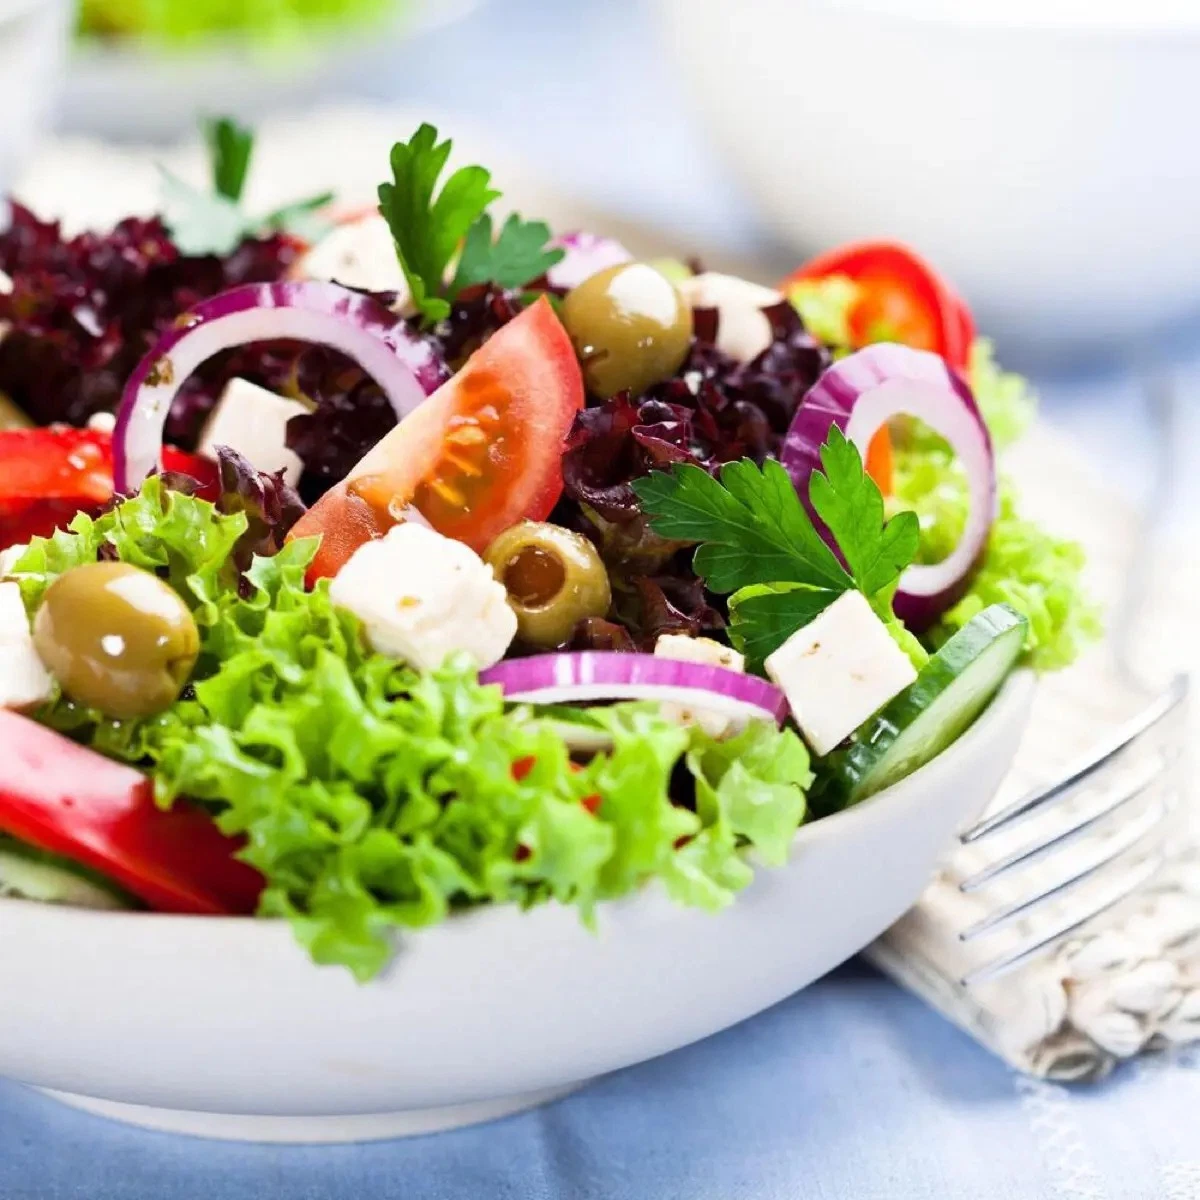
[821,604,1028,806]
[0,836,133,910]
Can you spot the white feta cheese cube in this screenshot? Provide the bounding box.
[764,590,917,757]
[299,214,409,301]
[86,411,116,435]
[654,633,746,738]
[0,269,11,343]
[0,582,51,711]
[330,523,516,672]
[677,272,783,364]
[0,542,28,579]
[197,378,308,486]
[654,633,744,674]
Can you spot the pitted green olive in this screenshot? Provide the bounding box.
[561,262,693,398]
[484,522,612,649]
[33,562,199,719]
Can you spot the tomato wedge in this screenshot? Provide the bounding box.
[0,427,219,550]
[0,710,264,915]
[781,240,975,370]
[290,296,585,582]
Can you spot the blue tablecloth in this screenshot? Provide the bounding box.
[3,963,1199,1200]
[8,0,1200,1194]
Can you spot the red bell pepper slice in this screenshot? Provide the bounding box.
[781,240,976,370]
[781,240,978,495]
[0,710,264,915]
[0,427,219,551]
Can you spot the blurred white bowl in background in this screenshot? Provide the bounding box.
[57,0,481,144]
[655,0,1200,347]
[0,0,68,195]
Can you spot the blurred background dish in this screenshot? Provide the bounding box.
[655,0,1200,348]
[58,0,481,142]
[0,0,69,195]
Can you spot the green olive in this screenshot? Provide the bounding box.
[561,262,693,398]
[33,562,200,719]
[484,522,612,649]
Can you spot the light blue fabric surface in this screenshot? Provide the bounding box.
[2,962,1198,1200]
[6,0,1200,1195]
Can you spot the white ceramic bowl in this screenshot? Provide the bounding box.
[0,0,68,193]
[0,671,1032,1143]
[656,0,1200,347]
[57,0,481,143]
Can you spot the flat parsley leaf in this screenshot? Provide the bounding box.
[635,428,920,670]
[632,458,850,595]
[726,582,833,671]
[162,116,333,256]
[810,425,920,597]
[377,123,499,324]
[160,170,249,257]
[450,212,564,295]
[205,116,254,202]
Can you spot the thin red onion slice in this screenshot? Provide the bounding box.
[480,652,789,726]
[547,232,633,290]
[114,281,449,495]
[782,343,996,631]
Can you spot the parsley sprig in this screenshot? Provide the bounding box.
[633,427,920,669]
[378,123,564,325]
[162,116,334,257]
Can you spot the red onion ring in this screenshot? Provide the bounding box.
[782,343,996,631]
[546,232,633,291]
[114,281,449,495]
[480,651,788,726]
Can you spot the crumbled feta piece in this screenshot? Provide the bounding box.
[299,214,410,302]
[654,633,746,738]
[677,272,783,364]
[86,411,116,435]
[655,633,745,674]
[0,543,28,579]
[330,523,516,672]
[0,582,51,711]
[197,378,308,486]
[0,269,11,343]
[764,590,917,757]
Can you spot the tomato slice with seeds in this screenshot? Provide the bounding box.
[290,297,585,582]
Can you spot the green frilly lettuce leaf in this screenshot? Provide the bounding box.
[13,484,814,979]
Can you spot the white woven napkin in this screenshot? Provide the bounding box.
[18,104,1198,1082]
[868,425,1200,1080]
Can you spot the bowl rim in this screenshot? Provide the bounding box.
[689,0,1200,41]
[0,668,1035,936]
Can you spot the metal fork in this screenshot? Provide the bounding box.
[953,375,1193,988]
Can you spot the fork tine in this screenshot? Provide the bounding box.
[958,755,1179,893]
[959,675,1189,845]
[958,792,1174,941]
[961,853,1166,987]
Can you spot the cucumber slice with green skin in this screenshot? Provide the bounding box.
[820,603,1029,807]
[0,836,133,910]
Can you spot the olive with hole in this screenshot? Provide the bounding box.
[484,522,612,649]
[561,262,693,398]
[33,562,200,719]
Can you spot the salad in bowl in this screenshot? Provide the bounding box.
[0,120,1097,985]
